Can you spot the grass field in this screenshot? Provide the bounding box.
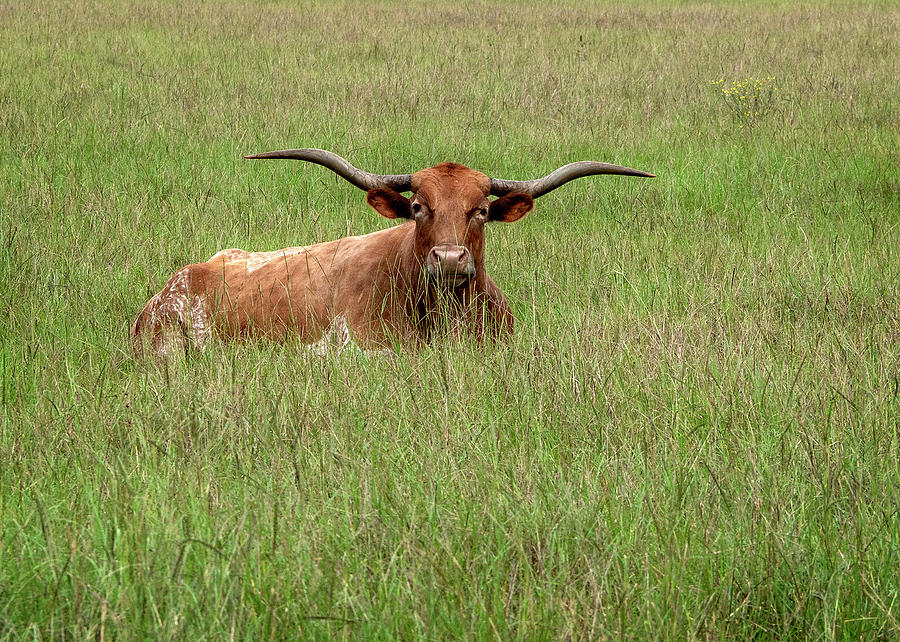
[2,0,899,638]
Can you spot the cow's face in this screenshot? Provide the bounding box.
[366,163,534,287]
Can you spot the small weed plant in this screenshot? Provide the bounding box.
[712,76,779,127]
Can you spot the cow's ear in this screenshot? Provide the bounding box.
[489,193,534,223]
[366,188,411,219]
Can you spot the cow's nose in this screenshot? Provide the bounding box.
[427,244,474,278]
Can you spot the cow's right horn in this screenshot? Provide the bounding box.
[244,148,413,193]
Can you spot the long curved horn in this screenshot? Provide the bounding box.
[490,161,655,197]
[244,148,413,192]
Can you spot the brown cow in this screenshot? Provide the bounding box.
[131,149,653,357]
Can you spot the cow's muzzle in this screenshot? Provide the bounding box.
[426,244,475,287]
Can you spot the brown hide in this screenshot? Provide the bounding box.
[131,163,525,357]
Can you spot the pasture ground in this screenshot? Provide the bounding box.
[1,0,898,638]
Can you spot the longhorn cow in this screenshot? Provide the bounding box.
[131,149,654,356]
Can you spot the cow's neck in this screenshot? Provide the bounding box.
[373,222,490,339]
[416,257,490,340]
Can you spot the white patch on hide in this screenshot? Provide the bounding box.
[246,247,308,273]
[309,315,352,356]
[148,270,187,329]
[208,248,248,262]
[307,316,395,358]
[144,269,212,356]
[190,294,211,348]
[209,247,309,273]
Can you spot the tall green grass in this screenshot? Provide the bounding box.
[1,0,898,638]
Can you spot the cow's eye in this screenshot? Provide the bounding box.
[411,202,426,218]
[473,208,488,220]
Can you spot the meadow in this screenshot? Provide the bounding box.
[1,0,899,638]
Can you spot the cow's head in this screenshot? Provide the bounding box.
[364,163,533,288]
[245,149,654,288]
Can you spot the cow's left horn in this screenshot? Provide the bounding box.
[244,148,413,192]
[489,161,655,197]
